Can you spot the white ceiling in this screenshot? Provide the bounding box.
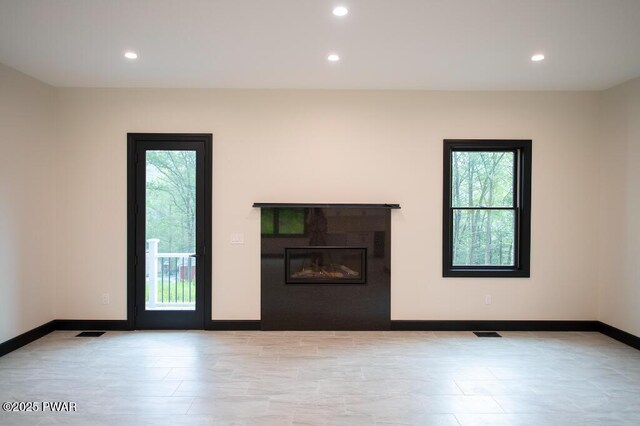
[1,0,639,90]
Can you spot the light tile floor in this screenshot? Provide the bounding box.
[0,330,639,425]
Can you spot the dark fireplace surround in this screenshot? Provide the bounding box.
[255,203,400,330]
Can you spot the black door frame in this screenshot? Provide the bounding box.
[127,133,212,329]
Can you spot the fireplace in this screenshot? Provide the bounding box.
[286,246,366,284]
[255,203,400,330]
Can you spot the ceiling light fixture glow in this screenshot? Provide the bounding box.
[332,6,349,17]
[531,53,545,62]
[124,51,138,59]
[327,54,340,62]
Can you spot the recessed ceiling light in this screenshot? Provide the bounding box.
[531,53,545,62]
[124,51,138,59]
[327,54,340,62]
[332,6,349,17]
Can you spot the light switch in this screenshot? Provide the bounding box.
[230,233,244,244]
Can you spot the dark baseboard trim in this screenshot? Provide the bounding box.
[598,321,640,351]
[0,320,56,357]
[55,320,130,331]
[390,320,600,332]
[208,320,261,330]
[3,319,638,358]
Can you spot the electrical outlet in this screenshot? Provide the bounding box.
[485,294,492,305]
[102,293,110,305]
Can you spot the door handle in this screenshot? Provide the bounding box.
[190,247,206,258]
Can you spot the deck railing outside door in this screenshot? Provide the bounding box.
[146,239,196,310]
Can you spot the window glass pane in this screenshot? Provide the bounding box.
[145,150,196,311]
[278,209,305,234]
[452,151,514,208]
[452,209,515,266]
[261,208,274,234]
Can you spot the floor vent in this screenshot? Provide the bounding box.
[474,331,502,338]
[76,331,105,337]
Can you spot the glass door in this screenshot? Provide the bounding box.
[129,134,211,329]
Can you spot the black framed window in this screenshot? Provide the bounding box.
[261,208,307,237]
[443,140,531,277]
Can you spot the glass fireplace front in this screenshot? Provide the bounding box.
[285,246,366,284]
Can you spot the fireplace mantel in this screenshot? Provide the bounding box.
[253,202,400,209]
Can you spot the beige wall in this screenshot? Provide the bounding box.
[54,88,602,322]
[0,63,56,342]
[598,77,640,336]
[10,61,637,343]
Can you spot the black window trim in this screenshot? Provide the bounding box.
[443,139,531,278]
